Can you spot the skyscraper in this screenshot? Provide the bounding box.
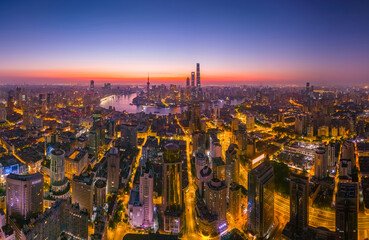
[196,63,201,87]
[147,74,150,98]
[72,172,93,216]
[186,77,190,87]
[121,124,138,149]
[225,144,239,192]
[162,143,183,233]
[50,148,70,198]
[335,182,358,240]
[139,166,154,228]
[247,160,274,239]
[50,148,66,183]
[107,148,120,193]
[94,179,106,208]
[205,178,227,222]
[6,173,44,221]
[315,147,328,179]
[90,80,94,91]
[199,166,212,198]
[289,172,309,238]
[228,182,241,220]
[191,72,195,87]
[195,151,207,180]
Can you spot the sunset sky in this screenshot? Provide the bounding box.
[0,0,369,85]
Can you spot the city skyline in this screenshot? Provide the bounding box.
[1,0,369,85]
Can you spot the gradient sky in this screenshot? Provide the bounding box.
[0,0,369,85]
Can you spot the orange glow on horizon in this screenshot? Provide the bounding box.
[0,68,301,83]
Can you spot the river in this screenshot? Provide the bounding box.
[100,93,244,115]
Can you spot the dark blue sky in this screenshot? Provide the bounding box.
[0,0,369,85]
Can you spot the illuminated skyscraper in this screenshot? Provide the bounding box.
[289,172,309,238]
[0,103,6,123]
[228,182,241,220]
[315,147,328,179]
[196,63,201,87]
[50,149,66,185]
[107,148,120,193]
[162,143,183,233]
[94,179,106,208]
[247,160,274,239]
[72,172,93,216]
[6,173,43,221]
[225,144,239,192]
[147,74,150,98]
[191,72,195,87]
[90,80,94,91]
[139,165,154,228]
[205,178,227,222]
[335,182,358,240]
[50,148,70,198]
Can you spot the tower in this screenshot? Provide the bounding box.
[196,63,200,87]
[247,160,274,239]
[147,73,150,98]
[191,72,195,87]
[186,77,190,87]
[90,80,94,91]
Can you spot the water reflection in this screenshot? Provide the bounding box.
[100,93,244,115]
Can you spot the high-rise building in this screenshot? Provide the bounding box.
[204,178,227,222]
[335,182,358,240]
[0,103,6,123]
[186,77,190,87]
[196,63,201,87]
[341,141,355,162]
[50,149,70,198]
[247,160,274,239]
[162,143,183,233]
[121,124,138,149]
[147,74,150,98]
[72,172,93,216]
[225,144,239,191]
[6,173,43,221]
[162,143,182,210]
[10,200,89,240]
[90,80,94,91]
[139,166,154,228]
[195,151,207,180]
[191,72,195,87]
[289,172,309,238]
[228,182,241,220]
[50,148,66,184]
[327,142,337,171]
[199,166,212,198]
[94,179,107,208]
[315,147,328,179]
[107,148,120,193]
[6,90,15,116]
